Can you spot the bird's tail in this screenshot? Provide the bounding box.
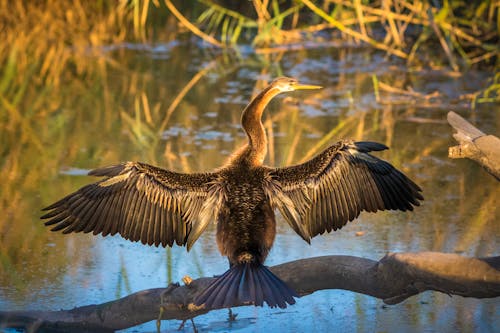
[194,263,298,309]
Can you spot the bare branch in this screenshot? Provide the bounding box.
[1,252,499,332]
[448,111,500,180]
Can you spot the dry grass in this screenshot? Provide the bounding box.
[167,0,499,102]
[175,0,499,68]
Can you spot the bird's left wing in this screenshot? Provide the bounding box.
[41,162,223,249]
[263,141,423,243]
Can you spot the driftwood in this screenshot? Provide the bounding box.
[447,111,500,180]
[1,252,499,332]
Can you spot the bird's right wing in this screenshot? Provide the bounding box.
[41,162,224,249]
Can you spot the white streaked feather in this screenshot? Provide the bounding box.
[98,171,132,187]
[186,181,226,250]
[263,175,311,241]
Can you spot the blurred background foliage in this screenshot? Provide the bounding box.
[0,1,498,329]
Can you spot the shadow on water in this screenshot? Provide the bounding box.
[0,39,499,332]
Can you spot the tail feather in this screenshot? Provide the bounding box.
[242,264,254,302]
[253,270,273,306]
[194,263,297,309]
[203,269,237,308]
[263,266,295,306]
[258,267,282,307]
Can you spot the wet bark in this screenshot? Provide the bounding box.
[447,111,500,180]
[1,252,499,332]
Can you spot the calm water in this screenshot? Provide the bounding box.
[0,42,499,332]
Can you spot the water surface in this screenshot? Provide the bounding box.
[0,42,498,332]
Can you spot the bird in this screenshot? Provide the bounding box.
[41,77,423,310]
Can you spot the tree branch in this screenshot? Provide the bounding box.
[447,111,500,180]
[1,252,499,332]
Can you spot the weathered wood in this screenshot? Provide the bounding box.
[447,111,500,180]
[0,252,499,332]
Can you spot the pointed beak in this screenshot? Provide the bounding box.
[293,83,322,90]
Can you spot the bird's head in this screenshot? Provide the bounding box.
[270,77,322,93]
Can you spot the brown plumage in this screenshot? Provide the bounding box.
[42,77,423,309]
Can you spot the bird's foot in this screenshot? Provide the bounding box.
[177,318,198,333]
[228,308,238,322]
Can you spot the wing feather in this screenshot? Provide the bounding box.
[49,215,73,232]
[85,193,111,234]
[62,216,81,234]
[139,193,152,243]
[94,193,114,236]
[121,188,137,235]
[42,161,222,248]
[148,193,159,246]
[129,190,145,241]
[98,192,119,235]
[110,189,126,236]
[266,140,423,240]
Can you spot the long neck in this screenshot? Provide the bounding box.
[240,86,281,166]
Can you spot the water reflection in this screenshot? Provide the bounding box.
[0,43,498,332]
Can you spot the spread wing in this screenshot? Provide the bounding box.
[264,141,423,242]
[41,162,223,249]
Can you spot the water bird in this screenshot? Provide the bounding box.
[42,77,423,309]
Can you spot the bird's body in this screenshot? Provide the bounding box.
[215,165,275,265]
[42,77,423,309]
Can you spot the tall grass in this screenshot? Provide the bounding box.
[180,0,499,66]
[170,0,499,101]
[0,0,170,292]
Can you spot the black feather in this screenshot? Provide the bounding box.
[194,263,297,309]
[354,141,388,152]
